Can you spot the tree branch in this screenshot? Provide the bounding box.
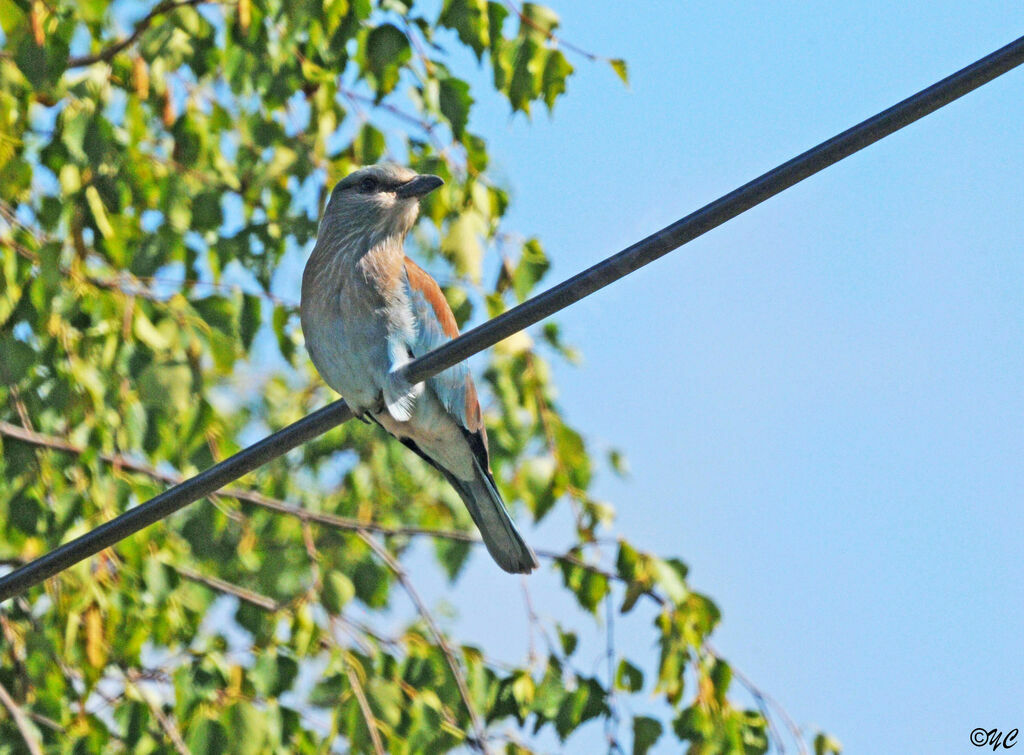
[123,675,189,755]
[173,564,281,611]
[66,0,213,68]
[0,421,463,537]
[0,679,43,755]
[0,420,661,609]
[503,0,601,61]
[356,530,492,754]
[1,420,800,750]
[344,662,386,755]
[706,642,808,755]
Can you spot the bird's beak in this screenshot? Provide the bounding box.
[395,174,444,199]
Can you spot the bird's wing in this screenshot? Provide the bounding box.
[400,256,486,440]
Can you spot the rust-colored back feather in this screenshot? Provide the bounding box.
[403,256,459,338]
[403,256,486,439]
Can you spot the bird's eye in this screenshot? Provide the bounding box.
[359,177,378,193]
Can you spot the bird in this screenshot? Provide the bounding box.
[300,163,539,574]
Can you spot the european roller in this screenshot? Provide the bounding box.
[300,163,539,574]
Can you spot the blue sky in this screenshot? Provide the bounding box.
[398,2,1024,753]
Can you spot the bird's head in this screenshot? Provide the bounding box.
[322,163,444,244]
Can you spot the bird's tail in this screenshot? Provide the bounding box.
[451,458,538,574]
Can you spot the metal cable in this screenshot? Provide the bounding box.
[2,33,1022,603]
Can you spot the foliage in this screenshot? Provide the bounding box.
[0,0,831,752]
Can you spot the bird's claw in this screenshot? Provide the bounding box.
[352,396,386,424]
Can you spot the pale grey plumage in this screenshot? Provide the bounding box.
[300,164,538,574]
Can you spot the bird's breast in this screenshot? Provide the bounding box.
[301,267,393,411]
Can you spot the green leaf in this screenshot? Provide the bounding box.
[114,701,148,746]
[0,0,25,35]
[273,306,295,363]
[143,560,177,602]
[442,210,486,282]
[632,716,663,755]
[741,710,771,754]
[651,556,688,605]
[609,57,629,85]
[556,627,577,657]
[815,732,843,755]
[321,570,355,613]
[350,122,386,165]
[438,77,473,139]
[673,705,711,741]
[192,296,237,335]
[251,652,299,698]
[608,448,629,477]
[434,536,472,581]
[513,238,549,301]
[553,677,605,740]
[615,658,643,692]
[559,558,608,614]
[239,294,262,350]
[364,24,411,97]
[709,657,731,702]
[309,673,346,707]
[507,38,541,114]
[352,557,390,608]
[510,671,534,712]
[439,0,491,59]
[14,23,69,89]
[541,49,573,110]
[223,702,267,754]
[520,3,559,37]
[367,678,403,727]
[186,718,230,753]
[487,1,509,54]
[193,190,223,231]
[85,185,114,240]
[0,335,34,382]
[464,132,489,171]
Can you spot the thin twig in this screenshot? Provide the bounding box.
[0,421,663,609]
[521,578,538,665]
[344,661,386,755]
[0,421,464,537]
[92,271,299,311]
[0,201,42,244]
[503,0,603,61]
[397,13,435,79]
[0,680,43,755]
[334,615,393,655]
[604,590,623,754]
[67,0,214,68]
[173,565,281,611]
[300,520,323,592]
[707,643,807,755]
[0,237,39,264]
[356,530,492,754]
[3,196,296,312]
[25,711,63,734]
[524,351,588,530]
[123,675,188,755]
[3,382,34,433]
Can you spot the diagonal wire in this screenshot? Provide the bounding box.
[1,33,1022,604]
